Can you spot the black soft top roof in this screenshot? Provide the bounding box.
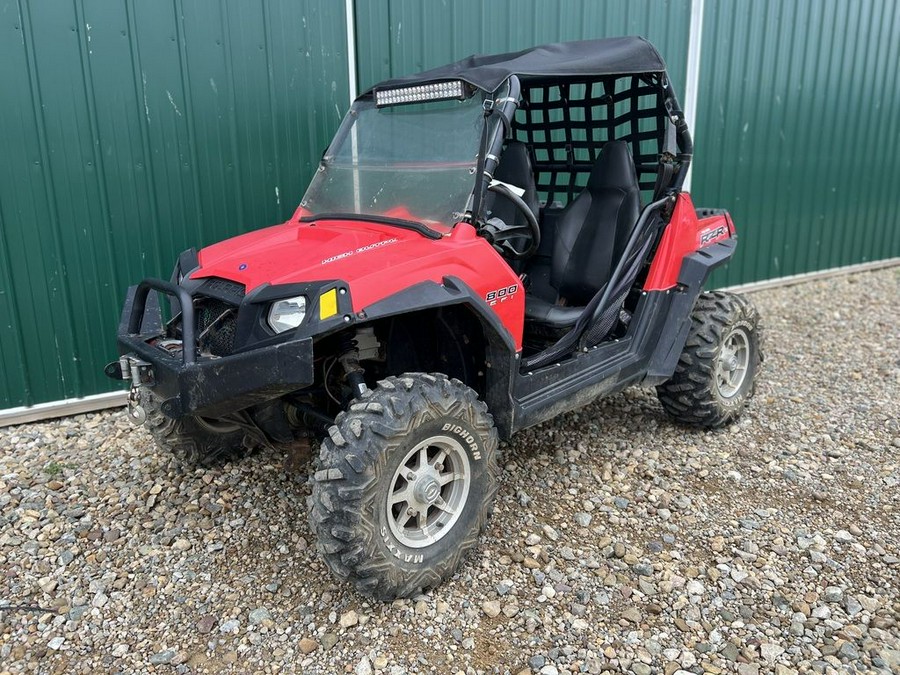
[366,36,668,95]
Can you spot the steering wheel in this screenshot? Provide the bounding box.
[483,183,541,260]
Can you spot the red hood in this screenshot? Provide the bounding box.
[191,217,525,349]
[192,218,482,312]
[195,219,417,284]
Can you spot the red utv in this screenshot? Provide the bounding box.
[107,37,762,600]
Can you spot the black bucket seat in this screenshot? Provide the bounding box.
[524,141,641,329]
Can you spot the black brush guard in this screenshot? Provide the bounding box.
[106,278,315,419]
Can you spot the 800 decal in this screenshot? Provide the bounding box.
[485,284,519,306]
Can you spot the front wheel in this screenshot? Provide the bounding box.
[309,373,499,600]
[140,389,251,467]
[656,291,763,428]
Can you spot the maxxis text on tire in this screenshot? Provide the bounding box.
[309,373,500,601]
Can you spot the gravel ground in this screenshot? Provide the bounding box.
[1,267,898,675]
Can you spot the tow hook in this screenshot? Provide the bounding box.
[108,355,153,426]
[126,385,146,425]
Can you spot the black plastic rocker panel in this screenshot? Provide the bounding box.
[506,237,735,436]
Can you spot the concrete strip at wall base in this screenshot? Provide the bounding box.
[2,258,896,428]
[0,391,127,428]
[722,257,900,295]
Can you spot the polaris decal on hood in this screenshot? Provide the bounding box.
[321,238,399,265]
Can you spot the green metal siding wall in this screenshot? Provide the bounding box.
[355,0,900,288]
[354,0,691,94]
[2,0,899,410]
[694,0,900,285]
[0,0,350,408]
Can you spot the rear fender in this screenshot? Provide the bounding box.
[643,238,737,382]
[644,192,735,291]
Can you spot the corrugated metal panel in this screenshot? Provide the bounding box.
[355,0,692,95]
[0,0,349,408]
[4,0,900,411]
[692,0,900,285]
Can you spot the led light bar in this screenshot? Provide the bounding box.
[374,80,468,107]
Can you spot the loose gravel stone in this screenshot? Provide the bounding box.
[834,529,854,543]
[196,615,217,634]
[761,643,785,662]
[171,538,192,551]
[574,512,592,527]
[622,607,642,623]
[0,268,898,673]
[298,638,318,654]
[149,649,176,665]
[248,607,272,625]
[541,524,559,541]
[219,619,240,633]
[339,609,358,628]
[824,586,844,603]
[529,654,546,670]
[355,656,372,675]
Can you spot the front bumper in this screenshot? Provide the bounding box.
[107,279,315,418]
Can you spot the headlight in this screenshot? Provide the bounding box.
[267,295,307,333]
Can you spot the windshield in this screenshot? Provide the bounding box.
[301,87,499,227]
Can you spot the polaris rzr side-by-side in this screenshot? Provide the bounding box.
[107,37,762,600]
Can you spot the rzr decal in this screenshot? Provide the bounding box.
[486,284,519,306]
[699,225,728,247]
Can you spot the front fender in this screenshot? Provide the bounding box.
[363,276,519,438]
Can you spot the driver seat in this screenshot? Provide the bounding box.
[524,141,641,329]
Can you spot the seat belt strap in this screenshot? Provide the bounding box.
[653,118,678,200]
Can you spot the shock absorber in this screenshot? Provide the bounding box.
[338,332,368,399]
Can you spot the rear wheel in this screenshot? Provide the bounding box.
[656,291,762,428]
[309,373,499,600]
[140,389,251,467]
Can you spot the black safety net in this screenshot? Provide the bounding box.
[512,74,668,206]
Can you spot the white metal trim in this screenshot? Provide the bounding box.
[345,0,358,105]
[721,257,900,294]
[0,391,127,428]
[682,0,705,193]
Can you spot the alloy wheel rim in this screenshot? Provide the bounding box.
[716,327,750,398]
[386,434,471,549]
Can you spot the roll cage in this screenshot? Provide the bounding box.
[470,72,692,227]
[460,72,694,369]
